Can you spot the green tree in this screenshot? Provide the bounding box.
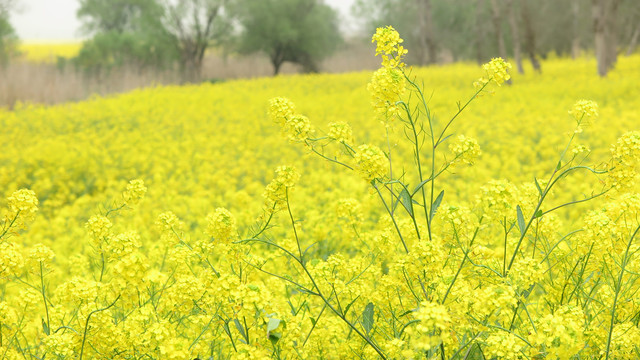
[232,0,342,75]
[76,0,231,81]
[75,0,178,72]
[0,0,17,67]
[78,0,164,33]
[162,0,231,81]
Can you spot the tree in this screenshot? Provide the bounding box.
[162,0,231,81]
[592,0,620,76]
[353,0,438,65]
[520,0,540,71]
[77,0,232,80]
[489,0,507,63]
[233,0,342,75]
[0,0,17,67]
[75,0,179,72]
[416,0,437,65]
[78,0,164,34]
[506,0,523,73]
[353,0,481,65]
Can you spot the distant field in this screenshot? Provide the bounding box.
[1,53,640,358]
[17,41,82,63]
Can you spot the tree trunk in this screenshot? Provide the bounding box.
[592,0,620,77]
[474,0,486,64]
[521,0,541,72]
[626,23,640,55]
[490,0,507,61]
[272,57,282,75]
[270,47,285,75]
[416,0,437,65]
[506,0,524,74]
[571,0,581,58]
[593,0,607,76]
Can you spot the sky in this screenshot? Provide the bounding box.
[11,0,356,41]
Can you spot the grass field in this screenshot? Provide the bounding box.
[1,30,640,358]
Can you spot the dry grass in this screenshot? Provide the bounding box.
[0,42,379,109]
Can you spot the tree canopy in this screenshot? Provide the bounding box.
[0,1,16,67]
[232,0,342,75]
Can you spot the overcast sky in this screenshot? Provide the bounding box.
[11,0,356,41]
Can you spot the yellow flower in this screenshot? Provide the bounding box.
[354,144,387,183]
[328,121,354,144]
[449,135,482,165]
[205,208,238,242]
[569,99,599,121]
[367,67,406,120]
[482,57,512,86]
[123,179,147,205]
[268,97,296,127]
[283,114,312,142]
[371,26,408,68]
[7,188,38,215]
[263,165,301,209]
[28,243,55,265]
[86,214,112,242]
[485,332,525,360]
[4,189,39,231]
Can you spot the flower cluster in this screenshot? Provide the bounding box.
[371,25,408,69]
[3,189,39,230]
[608,131,640,190]
[205,207,237,242]
[328,121,354,145]
[269,97,313,142]
[263,165,301,209]
[569,99,599,121]
[354,144,388,183]
[449,134,482,165]
[367,67,406,119]
[474,57,513,94]
[123,179,147,205]
[369,25,407,121]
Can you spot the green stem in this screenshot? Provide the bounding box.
[79,295,120,360]
[0,211,20,240]
[283,192,388,359]
[373,185,409,253]
[605,224,640,359]
[40,262,51,335]
[441,218,482,304]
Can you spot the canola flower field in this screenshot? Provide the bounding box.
[16,42,81,63]
[2,27,640,359]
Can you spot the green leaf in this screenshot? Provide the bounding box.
[516,205,526,236]
[362,302,374,335]
[411,179,430,196]
[268,332,282,345]
[267,318,281,337]
[42,318,50,336]
[234,319,248,343]
[399,188,414,217]
[534,177,543,196]
[556,160,562,171]
[430,190,445,221]
[343,295,360,317]
[534,210,543,218]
